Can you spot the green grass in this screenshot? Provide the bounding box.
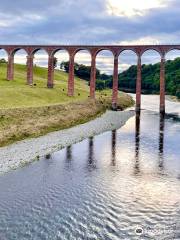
[0,63,90,108]
[0,63,134,146]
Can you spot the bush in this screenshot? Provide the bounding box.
[0,58,6,63]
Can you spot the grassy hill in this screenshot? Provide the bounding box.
[0,63,134,146]
[0,63,90,108]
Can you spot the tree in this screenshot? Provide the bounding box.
[96,80,106,90]
[53,57,58,69]
[60,61,69,72]
[0,58,6,63]
[60,61,101,81]
[60,58,180,96]
[176,88,180,99]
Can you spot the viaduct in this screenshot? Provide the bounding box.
[1,44,180,113]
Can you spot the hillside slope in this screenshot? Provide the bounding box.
[119,57,180,98]
[0,63,134,146]
[58,59,180,99]
[0,63,90,108]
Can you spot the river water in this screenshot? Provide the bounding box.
[0,95,179,240]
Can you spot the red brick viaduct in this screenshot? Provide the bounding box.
[1,44,180,113]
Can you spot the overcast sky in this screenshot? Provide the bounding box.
[0,0,180,73]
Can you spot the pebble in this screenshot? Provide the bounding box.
[0,110,134,175]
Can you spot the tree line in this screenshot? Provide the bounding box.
[60,61,113,90]
[60,58,180,99]
[1,57,179,99]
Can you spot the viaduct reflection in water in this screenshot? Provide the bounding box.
[64,113,166,173]
[64,145,73,170]
[87,132,118,169]
[66,146,72,161]
[0,111,179,240]
[134,113,141,174]
[111,130,117,166]
[134,112,165,173]
[159,113,165,170]
[87,137,96,169]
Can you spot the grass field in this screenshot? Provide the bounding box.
[0,63,134,146]
[0,63,91,108]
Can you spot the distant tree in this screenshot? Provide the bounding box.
[96,80,106,90]
[60,61,101,81]
[53,57,58,69]
[176,88,180,99]
[60,61,69,72]
[0,58,6,63]
[118,57,180,96]
[74,64,91,80]
[100,73,110,80]
[60,57,180,96]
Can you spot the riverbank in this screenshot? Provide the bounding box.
[0,63,134,146]
[166,95,180,102]
[0,109,134,174]
[0,91,134,147]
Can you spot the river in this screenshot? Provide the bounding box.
[0,95,179,239]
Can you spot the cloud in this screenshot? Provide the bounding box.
[0,0,179,45]
[106,0,168,17]
[0,0,180,73]
[0,12,45,28]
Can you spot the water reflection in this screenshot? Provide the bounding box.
[65,145,73,170]
[111,130,117,166]
[87,137,96,170]
[134,113,141,174]
[45,153,51,160]
[158,113,165,171]
[0,111,179,240]
[66,146,72,161]
[134,112,166,174]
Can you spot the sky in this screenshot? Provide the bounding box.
[0,0,180,73]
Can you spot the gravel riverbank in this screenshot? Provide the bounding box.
[0,110,134,174]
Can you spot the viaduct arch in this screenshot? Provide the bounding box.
[1,44,180,114]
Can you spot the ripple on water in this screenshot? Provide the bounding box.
[0,111,180,239]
